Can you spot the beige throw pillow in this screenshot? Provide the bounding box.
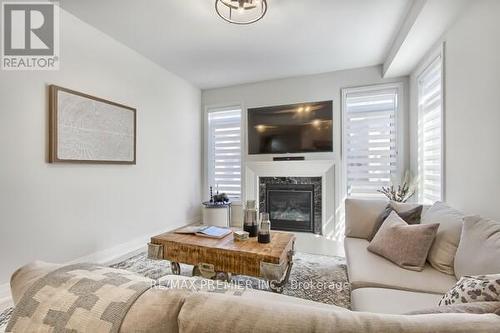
[454,216,500,279]
[367,211,439,271]
[367,204,423,241]
[421,202,466,275]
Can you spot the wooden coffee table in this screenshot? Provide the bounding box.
[150,228,295,293]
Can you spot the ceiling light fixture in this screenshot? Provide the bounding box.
[215,0,268,25]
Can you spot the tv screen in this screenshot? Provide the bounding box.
[248,101,333,154]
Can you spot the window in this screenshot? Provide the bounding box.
[343,84,401,198]
[418,55,443,204]
[206,107,242,201]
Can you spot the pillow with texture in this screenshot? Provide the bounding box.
[407,302,500,315]
[368,204,423,241]
[421,202,467,276]
[367,211,439,271]
[439,275,500,306]
[454,216,500,279]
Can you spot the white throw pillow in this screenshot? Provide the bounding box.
[454,216,500,279]
[421,202,466,275]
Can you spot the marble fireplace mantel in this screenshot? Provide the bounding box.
[244,160,335,236]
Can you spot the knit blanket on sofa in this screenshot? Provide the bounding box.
[6,263,152,333]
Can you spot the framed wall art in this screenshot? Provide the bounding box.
[49,85,136,164]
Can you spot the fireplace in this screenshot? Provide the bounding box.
[259,177,322,234]
[266,184,314,233]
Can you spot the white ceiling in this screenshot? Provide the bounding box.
[60,0,413,89]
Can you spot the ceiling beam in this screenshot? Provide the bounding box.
[383,0,469,78]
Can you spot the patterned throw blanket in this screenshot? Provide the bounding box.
[6,263,152,333]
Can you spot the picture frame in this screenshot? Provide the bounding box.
[49,85,136,164]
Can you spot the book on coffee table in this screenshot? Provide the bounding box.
[175,225,232,239]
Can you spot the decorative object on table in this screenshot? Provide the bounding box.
[49,85,136,164]
[258,212,271,244]
[209,185,230,204]
[203,186,232,227]
[196,226,232,239]
[174,225,232,239]
[243,200,259,237]
[213,192,230,204]
[234,230,249,241]
[377,170,417,202]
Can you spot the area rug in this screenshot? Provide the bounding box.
[0,251,350,331]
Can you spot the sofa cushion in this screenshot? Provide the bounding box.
[11,262,341,333]
[421,202,466,275]
[368,204,423,241]
[454,216,500,279]
[158,275,338,310]
[345,237,457,294]
[9,261,61,305]
[345,198,389,239]
[368,211,438,271]
[439,274,500,306]
[351,288,443,314]
[407,302,500,315]
[178,291,500,333]
[345,199,422,239]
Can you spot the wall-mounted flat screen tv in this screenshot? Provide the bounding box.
[248,100,333,155]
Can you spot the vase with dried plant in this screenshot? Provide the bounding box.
[377,170,417,203]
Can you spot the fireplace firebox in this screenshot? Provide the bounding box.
[259,177,322,234]
[266,184,314,233]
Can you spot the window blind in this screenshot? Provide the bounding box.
[207,108,242,201]
[418,56,443,204]
[344,86,399,198]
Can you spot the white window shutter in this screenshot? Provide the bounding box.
[207,108,242,201]
[418,56,443,204]
[343,86,400,198]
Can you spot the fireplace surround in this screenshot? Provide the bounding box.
[259,177,322,234]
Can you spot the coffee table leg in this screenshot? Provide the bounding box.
[170,262,181,275]
[220,272,232,283]
[269,261,293,293]
[269,247,294,293]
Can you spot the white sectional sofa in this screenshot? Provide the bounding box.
[344,198,458,314]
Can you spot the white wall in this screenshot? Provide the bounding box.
[409,0,500,220]
[202,66,409,233]
[0,10,202,285]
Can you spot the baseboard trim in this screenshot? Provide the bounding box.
[0,216,201,308]
[66,234,149,266]
[67,217,201,266]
